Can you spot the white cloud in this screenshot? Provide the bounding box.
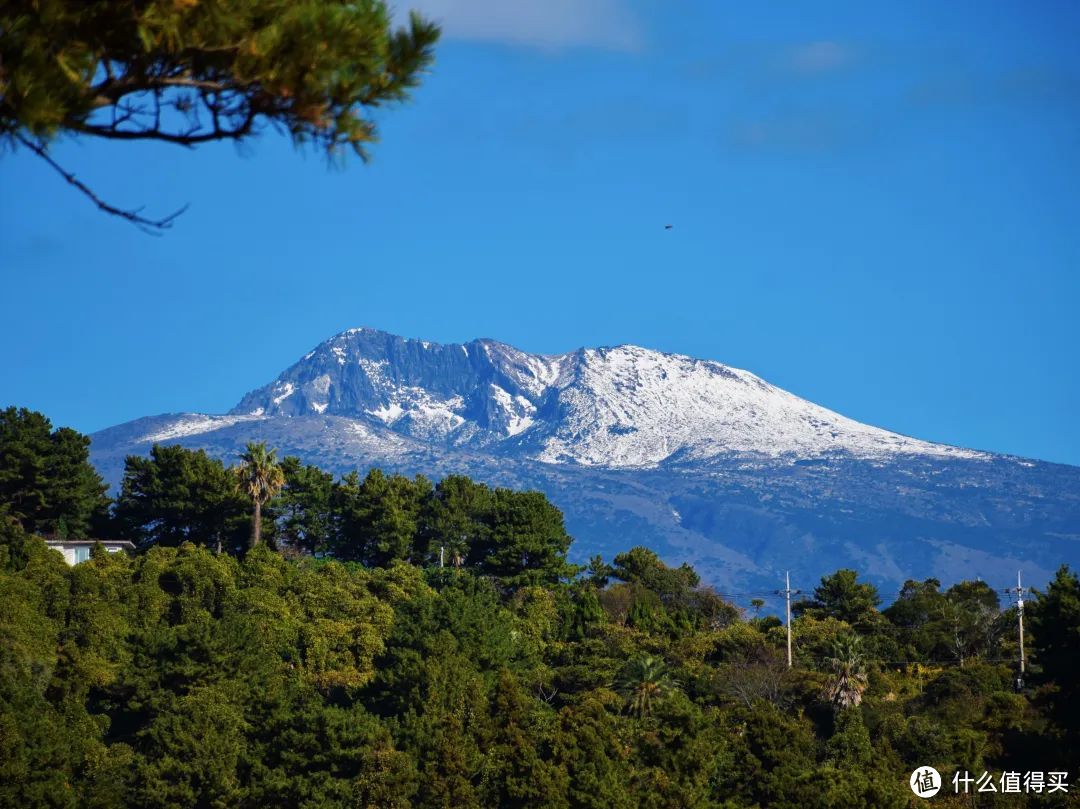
[399,0,642,51]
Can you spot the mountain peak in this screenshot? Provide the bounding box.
[225,328,981,467]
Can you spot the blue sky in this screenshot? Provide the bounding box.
[2,1,1079,465]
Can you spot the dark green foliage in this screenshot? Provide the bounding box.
[607,546,739,634]
[2,1,438,228]
[1030,565,1080,742]
[332,469,428,566]
[1030,565,1080,692]
[0,534,1076,806]
[479,671,570,808]
[565,581,606,641]
[883,578,949,657]
[795,568,882,629]
[885,577,1010,664]
[826,708,873,765]
[3,409,1079,807]
[613,655,680,717]
[0,407,109,537]
[271,456,335,554]
[113,444,576,585]
[477,489,575,586]
[327,470,574,586]
[586,554,614,587]
[114,444,248,551]
[419,474,493,566]
[714,704,820,808]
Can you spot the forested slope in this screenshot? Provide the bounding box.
[2,406,1079,807]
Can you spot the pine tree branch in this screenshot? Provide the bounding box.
[71,96,259,145]
[15,134,188,234]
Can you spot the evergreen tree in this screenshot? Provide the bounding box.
[0,407,109,536]
[331,469,427,566]
[418,474,494,567]
[585,554,614,588]
[795,568,882,630]
[940,580,1006,664]
[271,456,335,555]
[883,578,948,659]
[480,671,569,808]
[114,444,247,550]
[550,694,634,809]
[826,708,873,766]
[477,489,575,587]
[0,408,50,527]
[1030,565,1080,738]
[43,426,111,537]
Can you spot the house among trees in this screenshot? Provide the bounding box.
[45,538,135,565]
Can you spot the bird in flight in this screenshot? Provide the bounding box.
[664,224,673,230]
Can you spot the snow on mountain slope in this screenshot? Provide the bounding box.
[136,414,266,444]
[533,345,982,467]
[226,328,983,468]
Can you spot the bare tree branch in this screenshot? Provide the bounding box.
[16,133,188,234]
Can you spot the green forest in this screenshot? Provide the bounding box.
[2,406,1079,808]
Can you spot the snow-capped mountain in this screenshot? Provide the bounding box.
[226,327,980,467]
[90,328,1080,595]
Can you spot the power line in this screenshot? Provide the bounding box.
[711,573,1042,676]
[712,580,1044,604]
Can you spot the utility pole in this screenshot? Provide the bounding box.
[779,571,799,669]
[1014,570,1026,690]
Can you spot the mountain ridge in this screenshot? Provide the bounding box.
[224,326,985,467]
[88,327,1080,594]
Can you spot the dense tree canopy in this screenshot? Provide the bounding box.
[114,443,248,551]
[2,408,1079,807]
[3,521,1075,808]
[111,442,576,587]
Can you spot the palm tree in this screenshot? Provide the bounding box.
[825,635,868,710]
[613,655,680,718]
[234,442,285,549]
